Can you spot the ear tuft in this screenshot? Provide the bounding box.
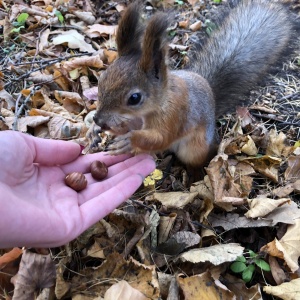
[139,13,169,79]
[116,2,144,57]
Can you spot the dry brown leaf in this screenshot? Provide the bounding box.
[158,213,177,244]
[11,250,56,299]
[53,69,71,91]
[62,55,103,71]
[263,278,300,299]
[285,155,300,182]
[157,273,173,299]
[104,280,148,300]
[177,272,235,300]
[0,89,15,109]
[70,252,160,299]
[264,201,300,226]
[83,86,98,101]
[86,24,118,38]
[266,129,292,158]
[177,243,244,265]
[52,30,94,52]
[261,219,300,272]
[245,197,291,218]
[48,116,83,139]
[236,107,254,128]
[39,28,50,52]
[54,90,84,114]
[172,231,201,249]
[239,155,281,182]
[209,213,272,231]
[241,135,258,155]
[269,256,287,285]
[73,11,96,25]
[146,191,198,208]
[0,248,22,269]
[104,49,118,64]
[189,20,202,31]
[271,181,299,198]
[4,115,50,131]
[223,274,262,300]
[206,154,248,211]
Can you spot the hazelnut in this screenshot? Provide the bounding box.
[65,172,87,191]
[90,161,108,180]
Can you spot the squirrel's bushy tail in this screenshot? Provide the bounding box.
[190,0,296,116]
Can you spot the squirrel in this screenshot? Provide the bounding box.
[89,0,297,167]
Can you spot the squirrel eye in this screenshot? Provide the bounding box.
[127,93,142,106]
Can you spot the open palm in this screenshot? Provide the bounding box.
[0,131,155,248]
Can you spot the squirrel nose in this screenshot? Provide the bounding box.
[93,116,111,131]
[100,123,111,131]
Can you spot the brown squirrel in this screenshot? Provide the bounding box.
[89,0,297,167]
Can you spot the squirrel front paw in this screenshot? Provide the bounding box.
[86,123,103,153]
[106,132,133,155]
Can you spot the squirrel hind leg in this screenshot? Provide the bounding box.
[171,126,217,168]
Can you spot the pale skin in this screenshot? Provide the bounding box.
[0,131,155,248]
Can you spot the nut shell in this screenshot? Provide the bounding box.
[65,172,87,191]
[90,161,108,180]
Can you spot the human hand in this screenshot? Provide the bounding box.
[0,131,155,248]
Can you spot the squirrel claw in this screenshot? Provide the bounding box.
[106,132,133,155]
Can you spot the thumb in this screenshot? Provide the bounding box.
[27,134,81,165]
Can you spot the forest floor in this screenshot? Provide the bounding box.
[0,0,300,299]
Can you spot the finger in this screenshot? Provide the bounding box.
[27,135,81,165]
[80,174,144,229]
[78,157,155,204]
[62,152,152,175]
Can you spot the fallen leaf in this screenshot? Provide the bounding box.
[223,274,262,300]
[145,191,198,208]
[104,280,148,300]
[261,219,300,272]
[0,248,22,269]
[263,278,300,299]
[239,155,281,182]
[209,213,272,231]
[177,243,244,265]
[11,250,56,299]
[245,197,291,218]
[52,30,94,52]
[177,271,235,300]
[285,155,300,182]
[266,129,292,158]
[86,24,118,38]
[4,116,50,131]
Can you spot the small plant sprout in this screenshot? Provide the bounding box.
[230,250,271,283]
[11,13,29,33]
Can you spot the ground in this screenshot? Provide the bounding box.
[0,0,300,299]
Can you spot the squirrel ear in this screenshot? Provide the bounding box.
[116,2,143,57]
[139,13,169,80]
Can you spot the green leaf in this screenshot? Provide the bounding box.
[236,256,246,263]
[230,261,247,273]
[10,26,25,33]
[254,259,271,271]
[213,0,222,3]
[55,10,64,24]
[248,250,256,258]
[242,265,255,283]
[17,13,29,25]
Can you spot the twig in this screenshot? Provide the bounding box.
[13,85,41,130]
[4,52,93,88]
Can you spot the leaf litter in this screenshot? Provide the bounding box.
[0,0,299,299]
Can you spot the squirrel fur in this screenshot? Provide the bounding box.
[91,0,297,167]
